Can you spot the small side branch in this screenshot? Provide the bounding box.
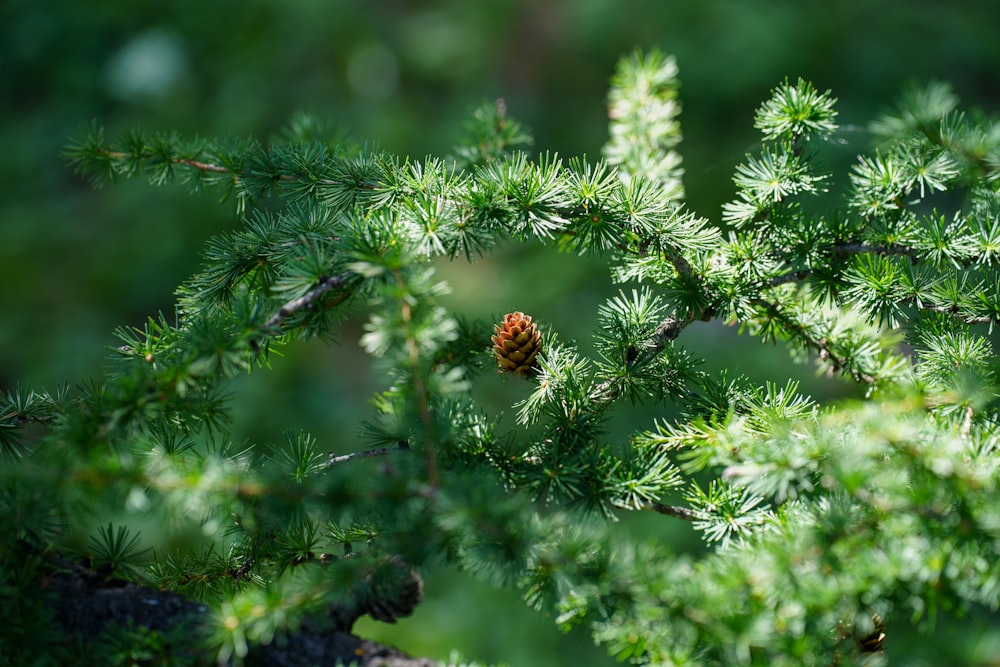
[93,148,232,175]
[918,303,995,324]
[764,269,813,289]
[327,446,397,467]
[263,272,354,331]
[176,157,230,173]
[646,501,700,522]
[249,272,356,356]
[664,249,695,279]
[7,412,54,427]
[589,309,706,404]
[834,242,919,262]
[652,312,699,348]
[640,308,708,361]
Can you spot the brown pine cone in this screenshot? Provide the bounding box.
[491,312,542,377]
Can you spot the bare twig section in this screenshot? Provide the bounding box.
[646,501,700,521]
[263,272,354,331]
[327,446,397,467]
[664,249,695,278]
[176,157,231,173]
[248,272,356,356]
[98,149,232,174]
[652,312,696,347]
[764,269,813,289]
[920,304,994,324]
[9,412,54,427]
[587,311,697,403]
[588,309,705,404]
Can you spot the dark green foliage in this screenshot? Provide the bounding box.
[5,50,1000,665]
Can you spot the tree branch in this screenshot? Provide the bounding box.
[764,269,813,289]
[587,310,701,404]
[245,272,356,356]
[96,148,232,175]
[175,156,231,173]
[263,272,355,331]
[328,446,397,467]
[46,559,434,667]
[916,303,995,324]
[833,241,919,261]
[645,501,700,521]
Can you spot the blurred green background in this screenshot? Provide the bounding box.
[3,1,1000,664]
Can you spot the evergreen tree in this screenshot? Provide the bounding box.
[3,48,1000,665]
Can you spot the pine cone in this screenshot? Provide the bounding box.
[491,312,542,377]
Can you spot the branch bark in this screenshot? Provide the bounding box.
[263,272,355,331]
[328,445,397,467]
[250,271,357,355]
[645,501,700,521]
[44,559,435,667]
